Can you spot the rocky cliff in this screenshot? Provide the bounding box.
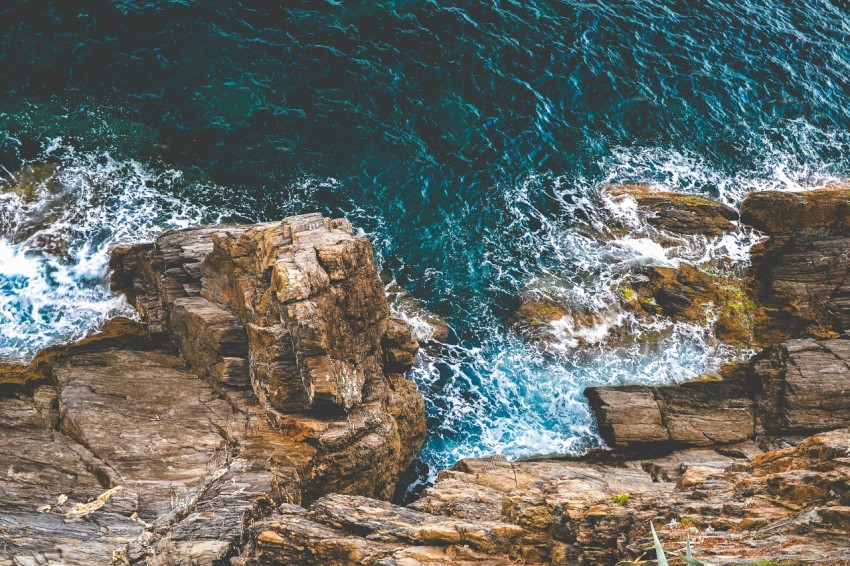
[2,190,850,565]
[0,214,425,564]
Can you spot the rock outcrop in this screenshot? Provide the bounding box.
[604,184,740,237]
[234,426,850,565]
[0,214,426,564]
[742,187,850,339]
[586,336,850,450]
[5,189,850,565]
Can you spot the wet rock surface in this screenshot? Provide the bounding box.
[0,214,425,564]
[604,184,740,237]
[4,191,850,564]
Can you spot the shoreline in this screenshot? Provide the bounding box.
[1,187,850,564]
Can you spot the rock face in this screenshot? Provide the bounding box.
[752,338,850,434]
[0,214,426,564]
[742,187,850,338]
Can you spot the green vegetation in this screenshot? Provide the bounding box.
[617,522,801,566]
[611,492,630,505]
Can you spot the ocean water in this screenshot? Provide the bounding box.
[2,1,850,490]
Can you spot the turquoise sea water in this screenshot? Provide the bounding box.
[2,1,850,490]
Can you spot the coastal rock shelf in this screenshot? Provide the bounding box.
[2,190,850,564]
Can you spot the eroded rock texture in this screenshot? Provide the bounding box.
[235,428,850,565]
[742,187,850,338]
[4,192,850,565]
[1,214,425,565]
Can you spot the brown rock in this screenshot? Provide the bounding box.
[0,316,151,387]
[739,186,850,237]
[199,214,399,413]
[604,184,739,236]
[170,296,249,386]
[585,378,755,449]
[109,224,251,333]
[752,338,850,434]
[1,213,427,564]
[740,187,850,339]
[399,428,850,565]
[624,262,764,347]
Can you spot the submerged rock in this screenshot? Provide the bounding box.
[0,161,60,203]
[385,282,451,345]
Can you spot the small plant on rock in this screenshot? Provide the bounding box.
[611,492,630,505]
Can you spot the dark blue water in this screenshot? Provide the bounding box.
[2,1,850,486]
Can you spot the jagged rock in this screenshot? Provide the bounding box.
[237,496,525,565]
[741,187,850,338]
[621,262,765,348]
[171,296,249,386]
[110,225,251,334]
[198,214,407,413]
[1,213,426,564]
[108,214,426,501]
[404,428,850,565]
[238,429,850,564]
[604,184,739,236]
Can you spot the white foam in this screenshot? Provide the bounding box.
[0,142,217,361]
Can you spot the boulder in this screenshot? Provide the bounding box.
[585,379,755,448]
[604,184,739,236]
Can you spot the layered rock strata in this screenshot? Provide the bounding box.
[0,214,425,564]
[4,190,850,565]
